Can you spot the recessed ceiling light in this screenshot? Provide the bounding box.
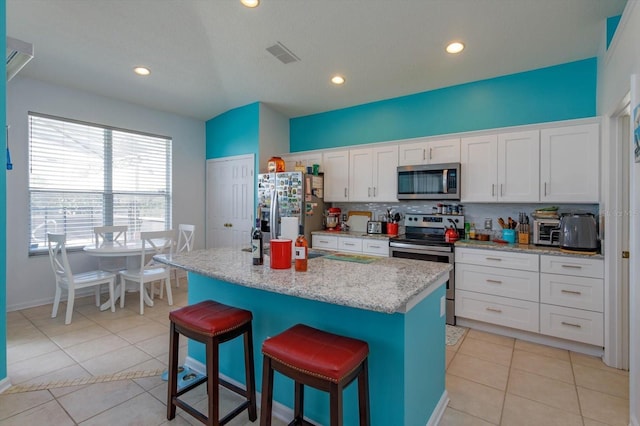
[133,66,151,76]
[331,75,345,85]
[241,0,259,7]
[446,41,465,54]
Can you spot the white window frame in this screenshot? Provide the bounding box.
[28,112,172,254]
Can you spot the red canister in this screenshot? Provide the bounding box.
[270,239,292,269]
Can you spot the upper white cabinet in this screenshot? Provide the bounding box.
[540,123,599,203]
[323,150,350,201]
[281,152,323,172]
[349,145,398,202]
[461,134,498,202]
[498,130,540,202]
[398,138,460,166]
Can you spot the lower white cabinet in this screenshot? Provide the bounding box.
[455,247,604,346]
[311,234,389,257]
[456,290,539,333]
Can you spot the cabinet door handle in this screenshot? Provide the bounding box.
[486,307,502,313]
[491,184,495,197]
[373,187,377,197]
[544,182,547,196]
[561,264,582,269]
[561,321,582,328]
[429,147,433,160]
[485,257,502,261]
[500,184,503,196]
[423,149,426,161]
[368,187,371,197]
[344,188,348,198]
[486,279,503,284]
[561,289,582,295]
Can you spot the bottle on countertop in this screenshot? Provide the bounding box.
[469,222,476,240]
[252,216,264,265]
[294,229,308,272]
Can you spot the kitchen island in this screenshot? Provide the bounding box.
[157,248,451,426]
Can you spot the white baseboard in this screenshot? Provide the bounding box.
[0,377,13,394]
[426,390,449,426]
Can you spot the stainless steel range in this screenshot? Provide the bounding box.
[389,214,464,325]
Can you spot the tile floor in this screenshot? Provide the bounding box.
[1,279,630,425]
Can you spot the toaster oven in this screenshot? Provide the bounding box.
[533,218,560,246]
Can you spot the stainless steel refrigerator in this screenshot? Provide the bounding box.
[257,172,325,244]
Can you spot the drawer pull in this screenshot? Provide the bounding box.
[561,264,582,269]
[369,245,380,249]
[344,243,356,246]
[485,257,502,261]
[561,321,582,328]
[319,240,329,243]
[486,279,503,284]
[486,307,502,313]
[561,289,582,295]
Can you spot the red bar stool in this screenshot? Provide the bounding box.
[260,324,370,426]
[167,300,257,426]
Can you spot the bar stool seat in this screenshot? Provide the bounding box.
[260,324,370,426]
[167,300,257,426]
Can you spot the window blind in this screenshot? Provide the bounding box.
[28,113,172,253]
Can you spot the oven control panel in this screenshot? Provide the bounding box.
[404,214,465,230]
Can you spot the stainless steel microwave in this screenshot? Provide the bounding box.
[397,162,461,200]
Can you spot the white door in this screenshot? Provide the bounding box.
[399,141,428,166]
[540,123,600,202]
[349,148,373,201]
[461,134,498,202]
[372,145,399,201]
[322,150,350,201]
[206,155,255,249]
[498,130,540,202]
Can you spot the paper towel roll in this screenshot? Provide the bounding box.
[280,217,299,258]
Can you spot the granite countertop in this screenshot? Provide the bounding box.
[455,239,604,260]
[311,230,393,241]
[155,248,451,314]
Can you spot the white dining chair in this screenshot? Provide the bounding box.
[47,233,116,324]
[93,225,128,272]
[172,223,195,286]
[119,230,174,315]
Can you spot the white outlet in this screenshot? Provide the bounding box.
[440,296,446,317]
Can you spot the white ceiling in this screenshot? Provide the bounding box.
[7,0,627,121]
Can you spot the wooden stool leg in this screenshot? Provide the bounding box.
[207,337,220,426]
[260,355,274,426]
[329,382,343,426]
[358,359,370,426]
[244,325,257,421]
[294,381,304,423]
[166,322,179,420]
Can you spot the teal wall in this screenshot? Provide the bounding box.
[607,15,622,49]
[205,102,260,159]
[290,58,597,151]
[1,0,7,383]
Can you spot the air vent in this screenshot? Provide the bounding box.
[266,42,300,64]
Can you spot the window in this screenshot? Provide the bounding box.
[28,112,172,253]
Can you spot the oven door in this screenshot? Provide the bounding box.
[389,243,455,324]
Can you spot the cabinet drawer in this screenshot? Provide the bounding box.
[311,235,338,250]
[338,237,363,253]
[455,290,539,333]
[363,239,389,256]
[455,248,539,271]
[540,255,603,278]
[540,273,603,312]
[540,304,603,346]
[456,263,539,302]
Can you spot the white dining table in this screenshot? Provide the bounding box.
[83,241,157,311]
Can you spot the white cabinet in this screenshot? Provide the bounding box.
[456,290,540,333]
[540,123,599,202]
[322,150,350,201]
[539,255,603,346]
[461,134,498,202]
[311,234,389,257]
[497,130,540,202]
[281,152,323,172]
[349,145,398,202]
[398,138,460,166]
[461,130,539,202]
